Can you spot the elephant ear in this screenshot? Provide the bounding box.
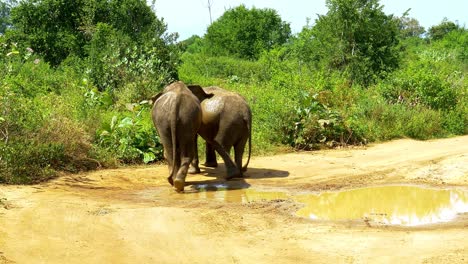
[187,85,214,101]
[150,92,163,105]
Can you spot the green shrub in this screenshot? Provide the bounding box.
[86,23,175,99]
[0,41,103,183]
[380,69,457,110]
[96,102,163,164]
[442,102,467,135]
[358,98,447,140]
[404,108,444,139]
[281,91,366,150]
[179,53,263,84]
[0,141,64,184]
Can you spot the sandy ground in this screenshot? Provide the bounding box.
[1,136,467,264]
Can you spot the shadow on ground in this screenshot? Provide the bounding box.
[184,163,290,193]
[197,163,289,179]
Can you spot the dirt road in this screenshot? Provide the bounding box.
[1,136,467,263]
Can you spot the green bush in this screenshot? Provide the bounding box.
[281,91,366,150]
[87,23,175,100]
[96,102,163,164]
[179,53,263,84]
[357,98,447,141]
[204,5,291,60]
[380,72,456,110]
[1,40,103,183]
[0,141,63,184]
[442,102,467,135]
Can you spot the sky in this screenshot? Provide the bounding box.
[153,0,468,41]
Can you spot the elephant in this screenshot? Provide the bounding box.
[151,81,202,191]
[151,82,240,191]
[187,85,252,178]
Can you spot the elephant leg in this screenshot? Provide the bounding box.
[163,146,174,186]
[174,141,195,192]
[234,138,248,175]
[171,155,181,188]
[174,156,191,192]
[188,135,200,174]
[207,140,240,179]
[204,142,218,167]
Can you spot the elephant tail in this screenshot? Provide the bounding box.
[242,112,252,172]
[169,95,179,180]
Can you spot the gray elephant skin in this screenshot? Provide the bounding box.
[151,81,202,192]
[188,85,252,178]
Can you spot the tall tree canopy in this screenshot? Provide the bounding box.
[297,0,400,86]
[7,0,179,93]
[10,0,170,66]
[204,5,291,60]
[397,15,425,39]
[428,18,460,40]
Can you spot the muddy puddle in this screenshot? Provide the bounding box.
[158,184,468,226]
[295,185,468,226]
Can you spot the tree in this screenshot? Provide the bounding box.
[297,0,400,86]
[8,0,179,95]
[0,0,17,34]
[428,18,459,40]
[178,35,203,53]
[10,0,171,66]
[397,14,425,38]
[204,5,291,60]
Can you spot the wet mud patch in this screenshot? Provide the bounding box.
[146,183,468,227]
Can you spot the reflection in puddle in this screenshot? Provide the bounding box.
[176,184,288,203]
[295,186,468,226]
[179,184,468,226]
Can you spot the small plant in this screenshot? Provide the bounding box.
[282,91,365,150]
[97,101,163,164]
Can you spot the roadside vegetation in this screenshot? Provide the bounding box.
[0,0,466,183]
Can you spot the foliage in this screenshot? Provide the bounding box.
[10,0,171,65]
[428,18,460,40]
[179,52,264,84]
[179,35,204,53]
[281,91,366,150]
[379,28,466,111]
[358,98,446,140]
[1,41,94,182]
[0,141,64,184]
[0,33,164,184]
[97,102,163,164]
[296,0,400,86]
[429,27,468,63]
[1,0,467,184]
[0,0,17,34]
[396,14,425,38]
[86,23,176,98]
[204,5,291,60]
[380,69,458,110]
